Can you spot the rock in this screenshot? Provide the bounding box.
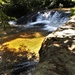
[69,15,75,22]
[32,22,75,75]
[11,61,38,75]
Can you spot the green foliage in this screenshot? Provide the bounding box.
[0,9,16,30]
[0,10,8,26]
[0,0,12,29]
[72,0,75,2]
[71,7,75,15]
[0,0,75,18]
[0,0,5,4]
[0,0,11,4]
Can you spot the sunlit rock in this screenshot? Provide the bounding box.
[69,15,75,22]
[32,22,75,75]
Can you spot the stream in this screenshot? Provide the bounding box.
[9,10,70,32]
[8,10,71,75]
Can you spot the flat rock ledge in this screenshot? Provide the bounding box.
[32,22,75,75]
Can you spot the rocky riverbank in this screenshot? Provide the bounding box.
[32,21,75,75]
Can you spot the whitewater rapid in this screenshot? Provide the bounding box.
[8,10,70,32]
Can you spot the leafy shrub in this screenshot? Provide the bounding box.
[2,0,75,18]
[71,7,75,15]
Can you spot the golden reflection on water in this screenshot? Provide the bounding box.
[2,32,45,56]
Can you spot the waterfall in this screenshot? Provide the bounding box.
[8,10,70,32]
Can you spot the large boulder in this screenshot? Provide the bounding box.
[32,22,75,75]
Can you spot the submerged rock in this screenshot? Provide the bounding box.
[32,22,75,75]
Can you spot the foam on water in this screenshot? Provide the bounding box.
[8,10,70,32]
[8,21,16,25]
[29,11,69,31]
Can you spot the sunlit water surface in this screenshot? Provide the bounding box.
[3,10,70,56]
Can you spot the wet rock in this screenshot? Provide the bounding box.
[11,61,38,75]
[32,22,75,75]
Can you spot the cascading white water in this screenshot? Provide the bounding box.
[28,10,70,31]
[9,10,70,32]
